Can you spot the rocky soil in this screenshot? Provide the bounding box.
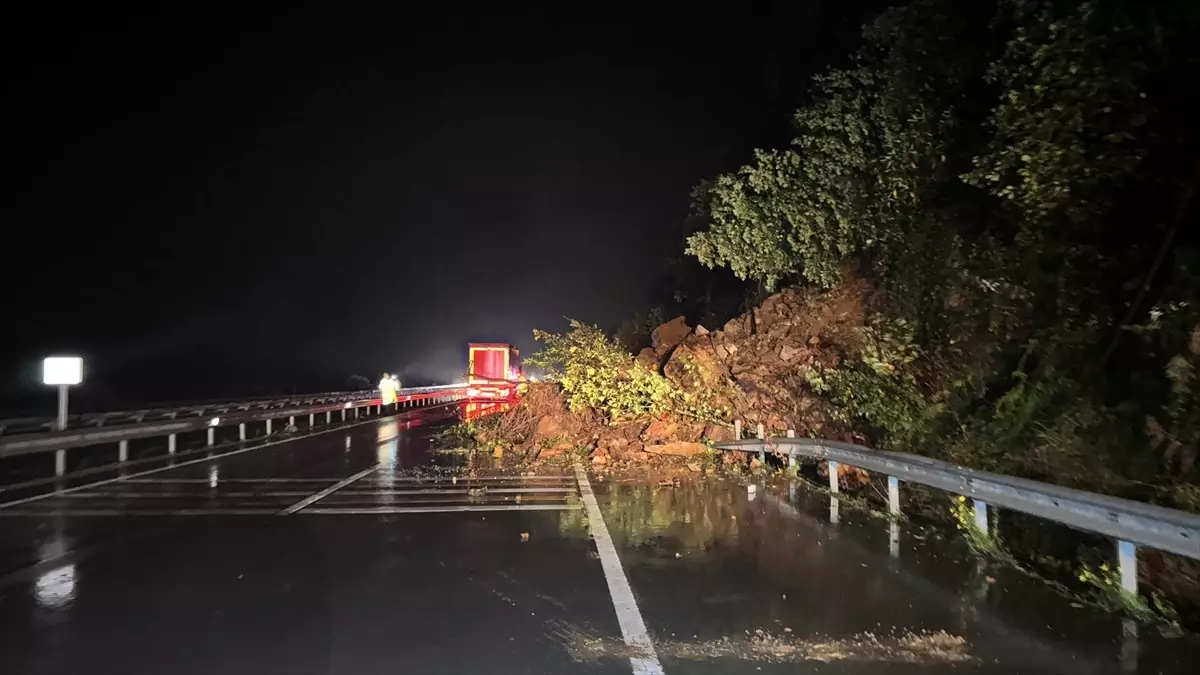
[472,273,876,484]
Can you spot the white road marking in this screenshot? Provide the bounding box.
[277,466,379,515]
[0,416,385,510]
[357,475,574,482]
[0,504,583,517]
[333,487,575,495]
[574,465,663,675]
[0,509,282,517]
[57,491,317,498]
[123,478,341,484]
[298,504,581,514]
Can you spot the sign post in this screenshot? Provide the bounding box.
[43,356,83,431]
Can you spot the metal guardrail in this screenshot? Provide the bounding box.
[0,386,463,436]
[719,436,1200,599]
[0,385,468,474]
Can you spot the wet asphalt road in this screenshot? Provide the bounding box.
[1,408,1196,674]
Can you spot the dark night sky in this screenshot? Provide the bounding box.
[3,2,891,413]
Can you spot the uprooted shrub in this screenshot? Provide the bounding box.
[527,319,724,424]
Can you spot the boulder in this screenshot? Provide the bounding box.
[662,338,726,392]
[642,418,678,442]
[651,316,691,357]
[722,316,748,339]
[614,421,647,441]
[645,441,707,457]
[674,420,707,443]
[531,415,565,443]
[702,423,736,444]
[636,347,658,370]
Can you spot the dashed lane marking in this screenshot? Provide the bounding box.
[0,508,282,517]
[277,466,379,515]
[0,416,387,510]
[298,504,582,514]
[123,478,341,484]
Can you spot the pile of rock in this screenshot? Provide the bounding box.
[491,274,876,482]
[651,276,873,442]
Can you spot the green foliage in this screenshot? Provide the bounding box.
[687,0,979,295]
[528,320,674,421]
[1076,562,1181,623]
[1146,324,1200,478]
[528,320,730,424]
[435,420,482,450]
[805,318,928,445]
[964,0,1151,224]
[685,151,808,290]
[684,0,1200,508]
[948,495,1017,564]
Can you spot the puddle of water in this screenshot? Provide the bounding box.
[561,475,1200,674]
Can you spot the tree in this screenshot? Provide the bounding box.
[685,0,1200,490]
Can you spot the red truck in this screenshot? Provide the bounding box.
[466,343,522,401]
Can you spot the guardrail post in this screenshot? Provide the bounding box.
[326,411,332,423]
[828,460,839,493]
[118,440,129,462]
[265,419,272,434]
[289,415,295,427]
[734,420,742,440]
[890,519,900,559]
[207,428,215,446]
[786,430,796,469]
[341,409,346,422]
[973,500,989,536]
[309,413,315,427]
[888,476,901,558]
[168,434,177,455]
[239,423,247,441]
[1118,540,1138,595]
[55,449,66,477]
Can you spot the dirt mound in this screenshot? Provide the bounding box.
[661,274,874,441]
[472,384,595,461]
[472,271,875,482]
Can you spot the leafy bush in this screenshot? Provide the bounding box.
[805,318,929,446]
[527,320,676,422]
[528,320,729,424]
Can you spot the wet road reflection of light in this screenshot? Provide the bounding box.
[374,420,400,506]
[36,565,76,609]
[377,420,400,471]
[36,518,77,610]
[208,465,219,488]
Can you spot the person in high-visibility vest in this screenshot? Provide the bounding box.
[379,373,398,406]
